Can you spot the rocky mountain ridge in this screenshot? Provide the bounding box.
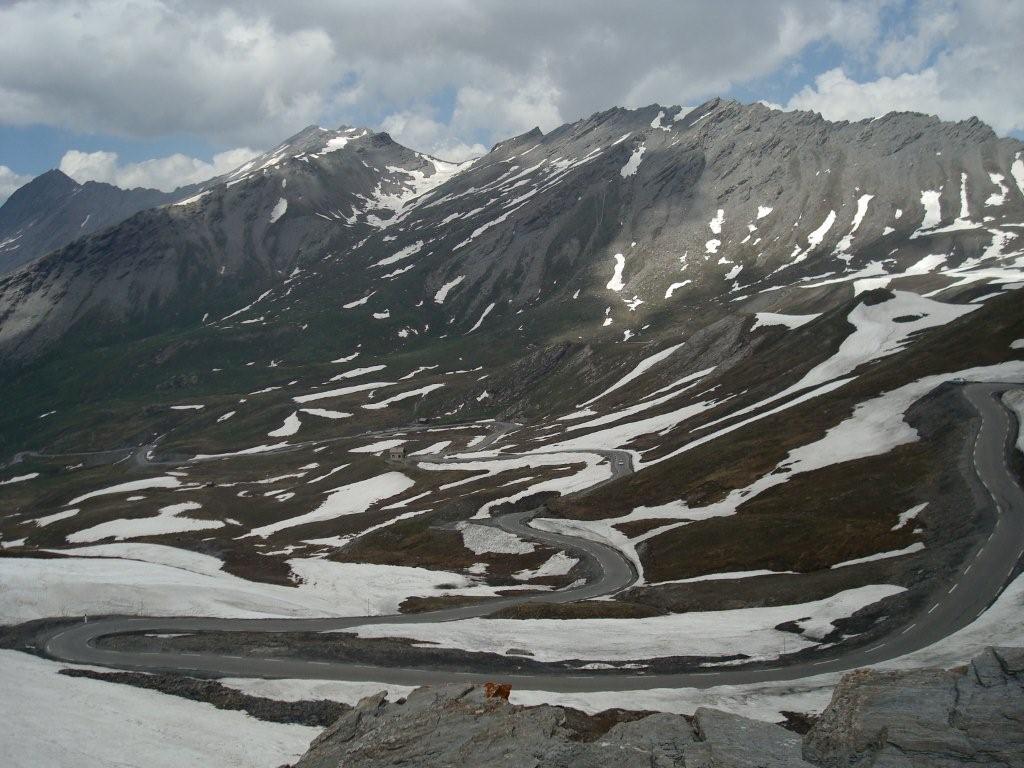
[0,123,461,363]
[1,98,1021,368]
[291,647,1024,768]
[0,168,200,276]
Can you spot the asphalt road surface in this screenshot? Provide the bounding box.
[42,383,1024,692]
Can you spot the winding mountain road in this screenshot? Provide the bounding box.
[41,383,1024,692]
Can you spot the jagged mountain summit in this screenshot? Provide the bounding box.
[0,169,197,275]
[0,99,1021,369]
[0,123,463,362]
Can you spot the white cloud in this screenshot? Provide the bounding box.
[786,1,1024,136]
[1,0,1020,166]
[0,165,34,202]
[0,0,889,152]
[874,6,958,74]
[380,72,563,162]
[453,74,564,138]
[787,67,945,122]
[380,111,486,163]
[59,148,258,191]
[0,1,335,145]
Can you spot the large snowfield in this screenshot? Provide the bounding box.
[515,569,1024,719]
[221,569,1024,725]
[2,356,1022,763]
[0,542,506,622]
[2,571,1019,768]
[352,584,907,661]
[0,651,319,768]
[2,119,1024,766]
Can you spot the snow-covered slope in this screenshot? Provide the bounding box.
[0,650,318,768]
[1,99,1023,677]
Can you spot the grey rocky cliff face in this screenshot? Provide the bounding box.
[0,169,195,275]
[290,648,1024,768]
[1,98,1020,366]
[0,125,448,360]
[805,646,1024,767]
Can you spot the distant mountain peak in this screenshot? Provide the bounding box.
[0,167,182,275]
[13,168,79,197]
[3,96,1022,362]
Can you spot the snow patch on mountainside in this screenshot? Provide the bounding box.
[330,365,387,381]
[0,542,507,621]
[692,291,978,436]
[300,407,351,420]
[750,312,820,331]
[1012,154,1024,199]
[834,194,873,259]
[514,551,578,580]
[434,275,465,304]
[830,542,926,569]
[247,472,415,537]
[986,173,1008,206]
[66,501,222,544]
[911,189,943,236]
[269,197,288,224]
[67,476,183,506]
[619,145,645,177]
[1003,390,1024,454]
[355,584,906,661]
[268,411,301,437]
[293,381,395,403]
[374,240,423,267]
[362,383,444,410]
[606,253,626,291]
[343,292,375,308]
[467,302,495,333]
[581,343,684,405]
[459,522,535,554]
[803,210,836,256]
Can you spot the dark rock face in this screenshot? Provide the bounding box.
[291,648,1024,768]
[804,646,1024,767]
[0,169,192,275]
[290,684,816,767]
[0,124,453,360]
[293,686,709,768]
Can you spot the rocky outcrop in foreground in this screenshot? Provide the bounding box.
[291,647,1024,767]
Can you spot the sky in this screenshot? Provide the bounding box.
[1,0,1022,201]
